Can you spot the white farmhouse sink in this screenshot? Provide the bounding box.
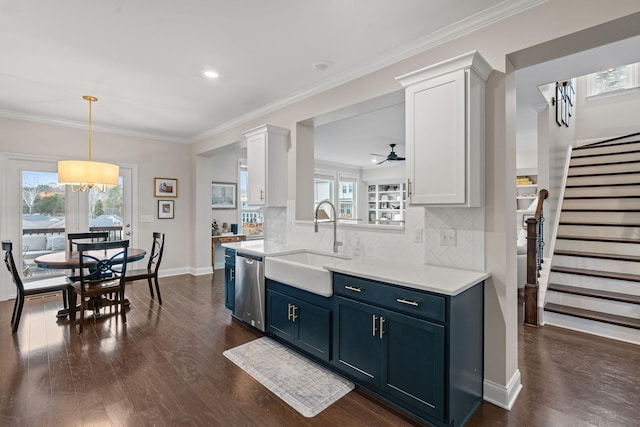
[264,250,351,297]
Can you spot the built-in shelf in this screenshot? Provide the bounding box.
[367,183,406,224]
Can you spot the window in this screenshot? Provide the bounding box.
[239,162,263,238]
[586,63,639,98]
[314,170,357,220]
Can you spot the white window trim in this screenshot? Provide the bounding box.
[586,63,639,101]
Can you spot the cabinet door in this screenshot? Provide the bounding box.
[333,297,379,386]
[266,290,295,341]
[295,299,331,361]
[380,308,445,420]
[406,69,466,205]
[246,132,266,205]
[224,264,235,311]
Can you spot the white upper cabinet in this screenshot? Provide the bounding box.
[396,51,492,207]
[243,124,289,207]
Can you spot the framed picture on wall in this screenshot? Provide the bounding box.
[154,177,178,197]
[211,182,237,209]
[158,200,174,219]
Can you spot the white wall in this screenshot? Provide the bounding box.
[574,74,640,141]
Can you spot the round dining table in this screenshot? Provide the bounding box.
[34,248,146,269]
[34,248,147,319]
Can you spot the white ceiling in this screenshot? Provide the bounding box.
[0,0,540,143]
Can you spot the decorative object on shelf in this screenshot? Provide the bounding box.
[211,219,221,236]
[158,200,174,219]
[154,177,178,197]
[516,175,533,185]
[211,182,237,209]
[553,80,575,127]
[58,96,119,192]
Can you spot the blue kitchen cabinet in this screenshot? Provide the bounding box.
[266,280,332,362]
[332,273,483,427]
[224,248,236,311]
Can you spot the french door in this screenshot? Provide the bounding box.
[1,155,136,298]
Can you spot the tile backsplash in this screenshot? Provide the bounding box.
[285,201,485,272]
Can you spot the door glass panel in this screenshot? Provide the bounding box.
[21,170,66,278]
[88,177,124,240]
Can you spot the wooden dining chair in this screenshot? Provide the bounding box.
[124,232,165,304]
[2,240,69,334]
[67,232,110,280]
[69,240,129,334]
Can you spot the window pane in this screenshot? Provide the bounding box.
[337,179,356,219]
[21,171,65,278]
[595,67,628,94]
[88,177,124,240]
[240,164,263,237]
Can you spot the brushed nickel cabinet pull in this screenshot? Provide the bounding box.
[287,303,292,320]
[260,189,265,201]
[407,179,412,198]
[379,317,385,339]
[344,285,362,293]
[396,298,419,307]
[372,314,378,336]
[291,305,298,322]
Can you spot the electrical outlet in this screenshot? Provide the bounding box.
[439,229,456,247]
[414,228,423,243]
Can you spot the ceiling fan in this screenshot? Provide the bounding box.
[370,143,406,165]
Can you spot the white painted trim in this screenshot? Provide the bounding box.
[483,369,523,410]
[189,266,214,276]
[159,267,195,277]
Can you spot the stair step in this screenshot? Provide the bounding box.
[570,159,640,169]
[571,147,640,160]
[559,221,640,227]
[544,303,640,330]
[550,266,640,282]
[554,249,640,263]
[568,170,640,178]
[563,195,640,200]
[555,235,640,244]
[566,182,640,188]
[573,139,640,154]
[547,283,640,304]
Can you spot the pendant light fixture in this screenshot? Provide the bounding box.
[58,95,119,192]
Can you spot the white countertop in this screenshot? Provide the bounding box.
[222,240,489,296]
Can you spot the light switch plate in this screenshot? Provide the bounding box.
[140,214,154,223]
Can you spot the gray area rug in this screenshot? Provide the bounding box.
[223,336,354,417]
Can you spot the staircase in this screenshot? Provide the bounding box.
[543,138,640,345]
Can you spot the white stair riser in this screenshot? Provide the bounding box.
[569,162,640,175]
[552,255,640,274]
[557,225,640,240]
[571,151,640,166]
[574,143,640,157]
[564,186,640,197]
[566,174,640,186]
[548,272,640,295]
[543,311,640,346]
[562,198,640,210]
[555,239,640,257]
[545,291,640,318]
[560,211,640,224]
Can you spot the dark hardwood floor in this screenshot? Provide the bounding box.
[1,272,638,426]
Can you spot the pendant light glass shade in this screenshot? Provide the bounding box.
[58,95,119,192]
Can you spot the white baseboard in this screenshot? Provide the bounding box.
[159,267,202,277]
[483,369,522,410]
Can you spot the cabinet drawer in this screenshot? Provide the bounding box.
[333,273,445,323]
[224,248,236,266]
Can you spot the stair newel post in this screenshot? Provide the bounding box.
[524,217,539,326]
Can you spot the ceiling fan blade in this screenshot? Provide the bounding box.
[377,159,388,165]
[396,156,406,161]
[370,153,386,157]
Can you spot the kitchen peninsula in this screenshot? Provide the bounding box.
[223,240,489,426]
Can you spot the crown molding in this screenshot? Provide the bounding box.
[0,109,189,144]
[190,0,549,143]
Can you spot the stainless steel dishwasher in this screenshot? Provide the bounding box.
[234,252,265,331]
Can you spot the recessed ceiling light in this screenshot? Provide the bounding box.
[202,70,219,79]
[312,61,332,71]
